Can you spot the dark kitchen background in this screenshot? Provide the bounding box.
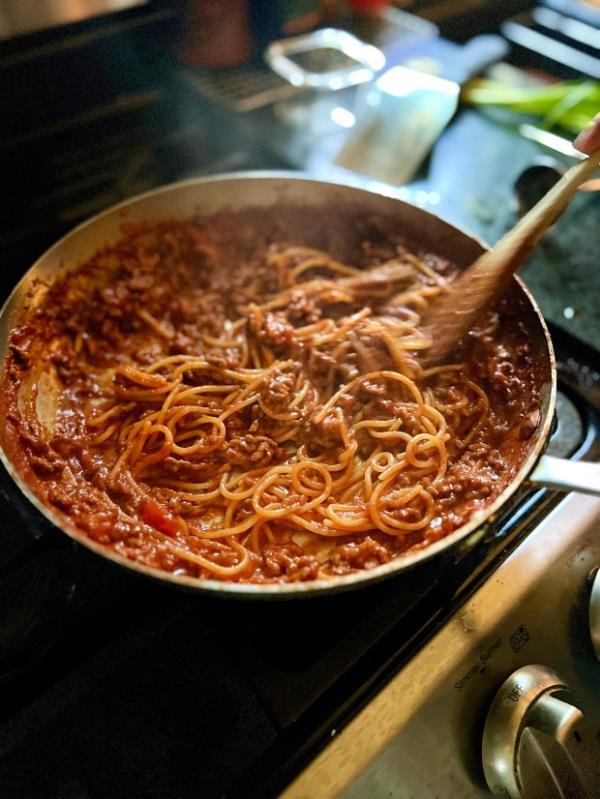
[1,2,599,798]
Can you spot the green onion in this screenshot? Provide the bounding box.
[462,79,600,134]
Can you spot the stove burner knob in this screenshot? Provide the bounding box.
[589,569,600,660]
[482,665,600,798]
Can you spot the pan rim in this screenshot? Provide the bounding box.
[0,171,557,598]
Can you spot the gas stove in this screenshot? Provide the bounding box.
[1,330,599,799]
[1,323,599,799]
[1,2,600,798]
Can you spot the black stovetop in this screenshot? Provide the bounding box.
[1,2,600,797]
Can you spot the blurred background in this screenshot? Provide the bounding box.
[1,0,599,343]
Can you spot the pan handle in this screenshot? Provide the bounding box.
[529,454,600,496]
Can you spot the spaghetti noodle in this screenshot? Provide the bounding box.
[2,215,541,583]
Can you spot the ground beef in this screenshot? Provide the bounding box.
[263,543,320,581]
[308,411,344,449]
[330,537,391,574]
[306,349,336,383]
[225,435,281,468]
[259,368,297,413]
[286,291,322,324]
[256,312,295,352]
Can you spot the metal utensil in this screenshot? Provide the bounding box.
[422,145,600,365]
[335,34,509,184]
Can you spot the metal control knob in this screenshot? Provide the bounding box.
[482,665,600,798]
[590,569,600,660]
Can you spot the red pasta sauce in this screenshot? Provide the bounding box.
[0,212,543,584]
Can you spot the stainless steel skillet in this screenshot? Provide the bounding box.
[0,173,598,598]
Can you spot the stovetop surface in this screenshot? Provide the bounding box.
[1,2,600,797]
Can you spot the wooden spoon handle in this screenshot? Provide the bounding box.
[493,146,600,265]
[422,146,600,365]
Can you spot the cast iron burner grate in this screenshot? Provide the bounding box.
[548,390,585,457]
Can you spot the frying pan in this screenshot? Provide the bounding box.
[1,173,598,599]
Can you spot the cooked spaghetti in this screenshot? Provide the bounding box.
[1,212,541,583]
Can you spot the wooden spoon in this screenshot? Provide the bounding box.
[420,144,600,366]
